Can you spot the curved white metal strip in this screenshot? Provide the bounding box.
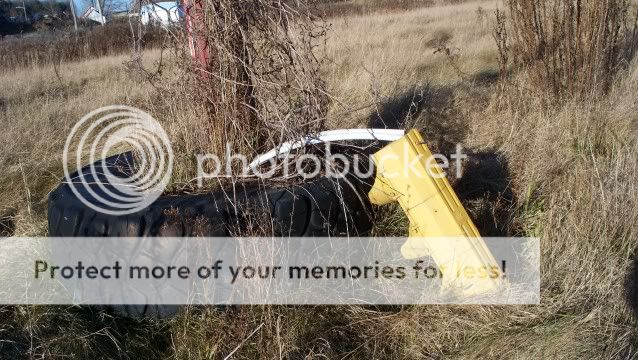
[249,128,405,168]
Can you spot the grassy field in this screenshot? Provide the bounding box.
[1,0,638,358]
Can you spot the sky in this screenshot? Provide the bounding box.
[73,0,131,16]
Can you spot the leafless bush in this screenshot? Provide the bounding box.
[494,0,636,102]
[151,0,329,182]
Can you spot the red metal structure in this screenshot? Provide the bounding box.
[182,0,209,74]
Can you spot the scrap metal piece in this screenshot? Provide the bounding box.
[249,128,405,168]
[369,129,504,295]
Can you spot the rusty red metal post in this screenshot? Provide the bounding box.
[182,0,209,76]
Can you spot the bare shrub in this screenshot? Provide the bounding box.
[495,0,636,102]
[152,0,329,182]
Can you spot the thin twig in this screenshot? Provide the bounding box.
[223,322,264,360]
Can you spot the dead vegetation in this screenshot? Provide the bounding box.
[191,0,328,156]
[0,21,165,68]
[311,0,436,18]
[1,0,638,358]
[494,0,637,102]
[137,0,330,185]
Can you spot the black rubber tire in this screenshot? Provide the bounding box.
[47,152,373,318]
[48,152,373,238]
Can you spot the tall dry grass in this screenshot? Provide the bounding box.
[311,0,436,18]
[323,1,498,127]
[495,0,636,102]
[0,50,159,235]
[1,0,638,358]
[459,65,638,358]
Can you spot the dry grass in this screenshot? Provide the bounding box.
[0,21,165,68]
[323,1,498,126]
[1,0,638,358]
[456,66,638,358]
[312,0,436,18]
[495,0,635,102]
[0,50,160,234]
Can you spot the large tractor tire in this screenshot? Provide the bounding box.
[47,152,373,318]
[48,152,373,238]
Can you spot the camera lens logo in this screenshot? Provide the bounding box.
[63,106,173,215]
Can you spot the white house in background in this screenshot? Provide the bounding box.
[140,2,180,26]
[81,6,106,24]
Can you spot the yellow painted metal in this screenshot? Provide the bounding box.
[369,129,504,295]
